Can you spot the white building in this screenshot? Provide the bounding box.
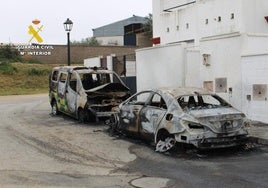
[136,0,268,123]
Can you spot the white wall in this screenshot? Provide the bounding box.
[153,0,244,45]
[137,0,268,123]
[242,34,268,55]
[185,46,201,87]
[126,61,136,77]
[84,57,101,67]
[153,0,197,44]
[96,36,123,46]
[242,0,268,34]
[153,0,268,46]
[136,43,186,92]
[199,34,243,109]
[242,54,268,123]
[197,0,242,38]
[152,0,162,39]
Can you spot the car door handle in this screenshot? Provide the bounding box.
[152,114,158,117]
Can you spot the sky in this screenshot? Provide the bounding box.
[1,0,152,45]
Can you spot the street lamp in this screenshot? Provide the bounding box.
[63,18,73,66]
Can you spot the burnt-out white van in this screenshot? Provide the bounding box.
[49,66,130,122]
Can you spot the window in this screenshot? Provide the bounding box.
[231,13,235,19]
[52,70,58,81]
[178,96,197,109]
[69,73,77,92]
[166,27,170,32]
[59,73,67,83]
[218,16,221,22]
[202,95,220,106]
[178,94,230,111]
[151,93,167,109]
[128,91,152,105]
[81,73,115,90]
[205,19,208,24]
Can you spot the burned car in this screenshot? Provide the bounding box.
[49,66,130,122]
[110,87,249,152]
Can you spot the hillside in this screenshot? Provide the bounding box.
[0,62,58,95]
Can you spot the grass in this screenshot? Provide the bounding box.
[0,62,59,95]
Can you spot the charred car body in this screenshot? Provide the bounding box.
[49,66,130,122]
[110,87,249,152]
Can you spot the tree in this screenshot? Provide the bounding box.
[143,13,153,38]
[72,37,100,46]
[0,45,21,62]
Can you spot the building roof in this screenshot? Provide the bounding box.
[92,15,146,37]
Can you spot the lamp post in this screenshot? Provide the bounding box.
[63,18,73,66]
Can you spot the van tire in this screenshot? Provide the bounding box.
[51,100,59,115]
[78,109,86,123]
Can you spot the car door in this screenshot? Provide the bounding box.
[65,72,78,115]
[119,91,153,136]
[57,71,68,113]
[139,93,167,140]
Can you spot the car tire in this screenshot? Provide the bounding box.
[155,130,176,152]
[78,108,86,123]
[51,101,59,116]
[108,113,119,136]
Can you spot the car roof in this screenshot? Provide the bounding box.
[155,87,212,98]
[52,66,115,74]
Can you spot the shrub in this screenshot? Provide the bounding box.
[0,45,21,62]
[27,68,49,76]
[0,61,18,75]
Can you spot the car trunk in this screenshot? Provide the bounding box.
[188,107,245,134]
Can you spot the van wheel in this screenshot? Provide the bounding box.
[78,109,86,123]
[51,101,59,115]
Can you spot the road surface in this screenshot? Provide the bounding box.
[0,94,267,188]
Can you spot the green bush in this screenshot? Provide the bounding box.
[0,61,18,75]
[27,68,49,76]
[0,45,21,62]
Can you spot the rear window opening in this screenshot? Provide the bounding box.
[177,94,230,111]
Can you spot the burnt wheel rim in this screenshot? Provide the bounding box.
[156,137,176,152]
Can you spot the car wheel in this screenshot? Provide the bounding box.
[51,101,59,115]
[78,109,86,123]
[155,131,176,152]
[108,113,119,136]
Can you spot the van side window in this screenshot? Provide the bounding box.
[69,73,77,92]
[52,71,58,81]
[59,73,67,83]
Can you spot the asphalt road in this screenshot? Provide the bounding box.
[0,94,267,188]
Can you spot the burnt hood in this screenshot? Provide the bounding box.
[85,83,130,93]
